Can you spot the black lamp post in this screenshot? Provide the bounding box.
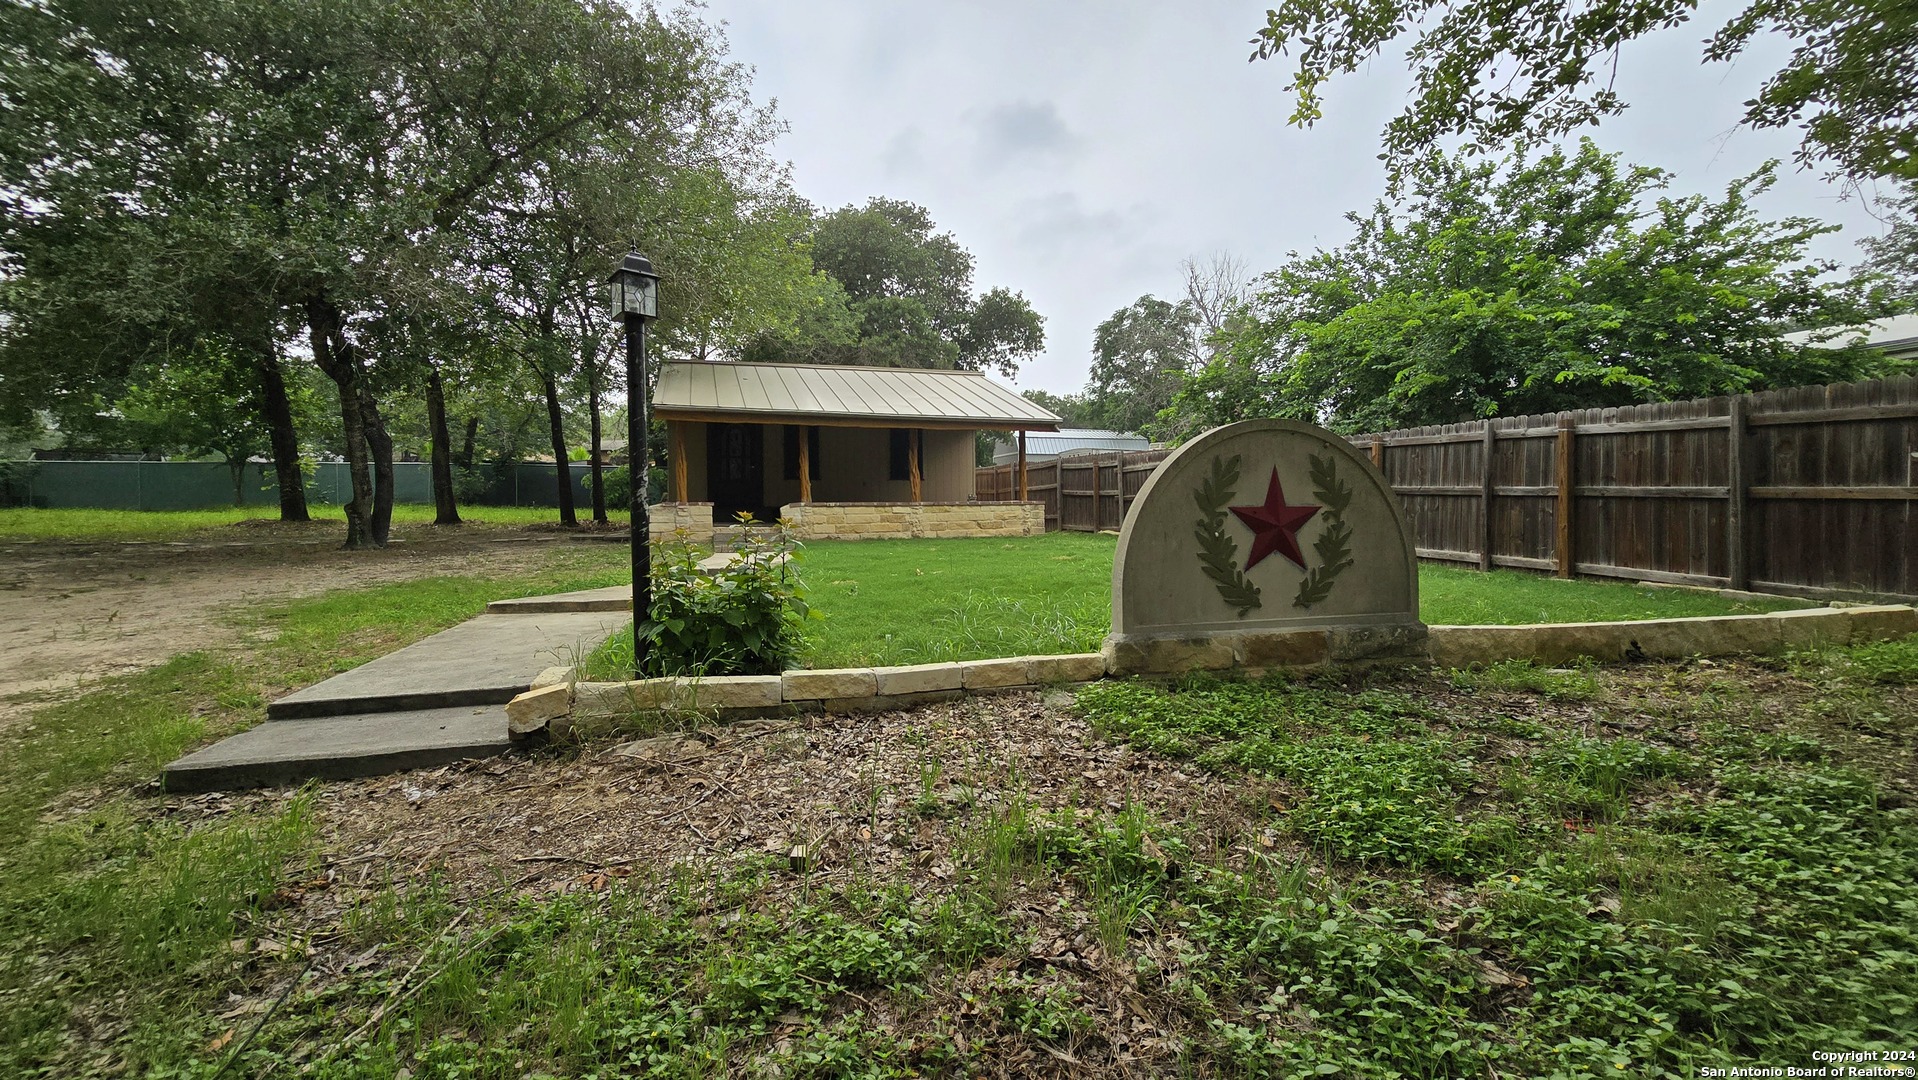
[608,251,661,678]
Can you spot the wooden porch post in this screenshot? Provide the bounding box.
[669,422,687,503]
[909,428,922,503]
[1017,429,1028,502]
[798,424,812,504]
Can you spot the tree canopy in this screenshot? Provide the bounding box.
[1250,0,1918,184]
[0,0,814,540]
[1170,142,1900,434]
[1859,185,1918,298]
[746,198,1045,376]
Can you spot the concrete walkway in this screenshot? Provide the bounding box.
[164,605,624,792]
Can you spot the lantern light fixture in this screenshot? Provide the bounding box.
[607,250,660,321]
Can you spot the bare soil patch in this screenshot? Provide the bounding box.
[164,693,1274,1077]
[302,694,1253,900]
[0,521,584,729]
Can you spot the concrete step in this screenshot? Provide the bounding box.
[163,705,510,793]
[266,611,623,719]
[164,595,628,791]
[487,586,632,614]
[711,525,776,553]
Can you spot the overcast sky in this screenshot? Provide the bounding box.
[710,0,1889,397]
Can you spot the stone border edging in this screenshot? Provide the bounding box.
[505,605,1918,734]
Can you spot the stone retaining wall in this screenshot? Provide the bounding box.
[778,501,1044,540]
[515,605,1918,730]
[642,501,1046,544]
[648,502,713,544]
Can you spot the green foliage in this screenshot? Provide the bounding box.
[1184,142,1900,433]
[1843,632,1918,685]
[1088,294,1199,435]
[1249,0,1918,184]
[6,553,1918,1078]
[784,533,1113,669]
[0,0,800,545]
[1071,666,1918,1076]
[1859,185,1918,297]
[573,536,1815,675]
[1017,388,1100,428]
[633,518,809,677]
[746,198,1046,377]
[0,459,39,508]
[1078,676,1516,873]
[1452,658,1603,701]
[1420,565,1810,625]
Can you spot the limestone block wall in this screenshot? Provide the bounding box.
[648,502,713,545]
[778,501,1045,540]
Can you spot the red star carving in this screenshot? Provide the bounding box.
[1230,468,1320,570]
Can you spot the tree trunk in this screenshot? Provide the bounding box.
[361,386,395,545]
[253,348,310,522]
[586,346,606,523]
[228,457,246,507]
[305,294,376,548]
[541,369,577,527]
[457,416,479,469]
[426,366,461,525]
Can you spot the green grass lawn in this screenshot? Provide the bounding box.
[0,504,625,542]
[4,543,1914,1075]
[671,535,1803,671]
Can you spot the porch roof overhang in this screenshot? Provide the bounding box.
[654,360,1061,432]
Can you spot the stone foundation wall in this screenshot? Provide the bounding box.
[778,501,1044,540]
[647,502,713,545]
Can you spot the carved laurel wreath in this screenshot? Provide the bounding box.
[1292,452,1354,610]
[1192,451,1357,616]
[1192,454,1262,616]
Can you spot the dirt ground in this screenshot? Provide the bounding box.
[0,520,587,730]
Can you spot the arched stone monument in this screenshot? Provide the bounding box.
[1105,418,1426,675]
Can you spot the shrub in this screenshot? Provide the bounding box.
[637,516,808,677]
[0,460,39,507]
[603,465,666,509]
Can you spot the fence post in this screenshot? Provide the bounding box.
[1479,424,1496,571]
[1727,396,1750,591]
[1370,437,1383,469]
[1556,414,1576,578]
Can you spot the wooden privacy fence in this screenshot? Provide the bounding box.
[975,374,1917,602]
[973,448,1171,532]
[1358,375,1917,601]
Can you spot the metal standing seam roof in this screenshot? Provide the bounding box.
[653,361,1062,429]
[1783,313,1918,360]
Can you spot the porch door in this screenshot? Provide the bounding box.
[707,423,764,523]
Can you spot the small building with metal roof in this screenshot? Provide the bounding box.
[650,360,1059,534]
[989,428,1152,466]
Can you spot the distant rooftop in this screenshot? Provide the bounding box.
[654,361,1060,430]
[1783,313,1918,361]
[991,428,1152,465]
